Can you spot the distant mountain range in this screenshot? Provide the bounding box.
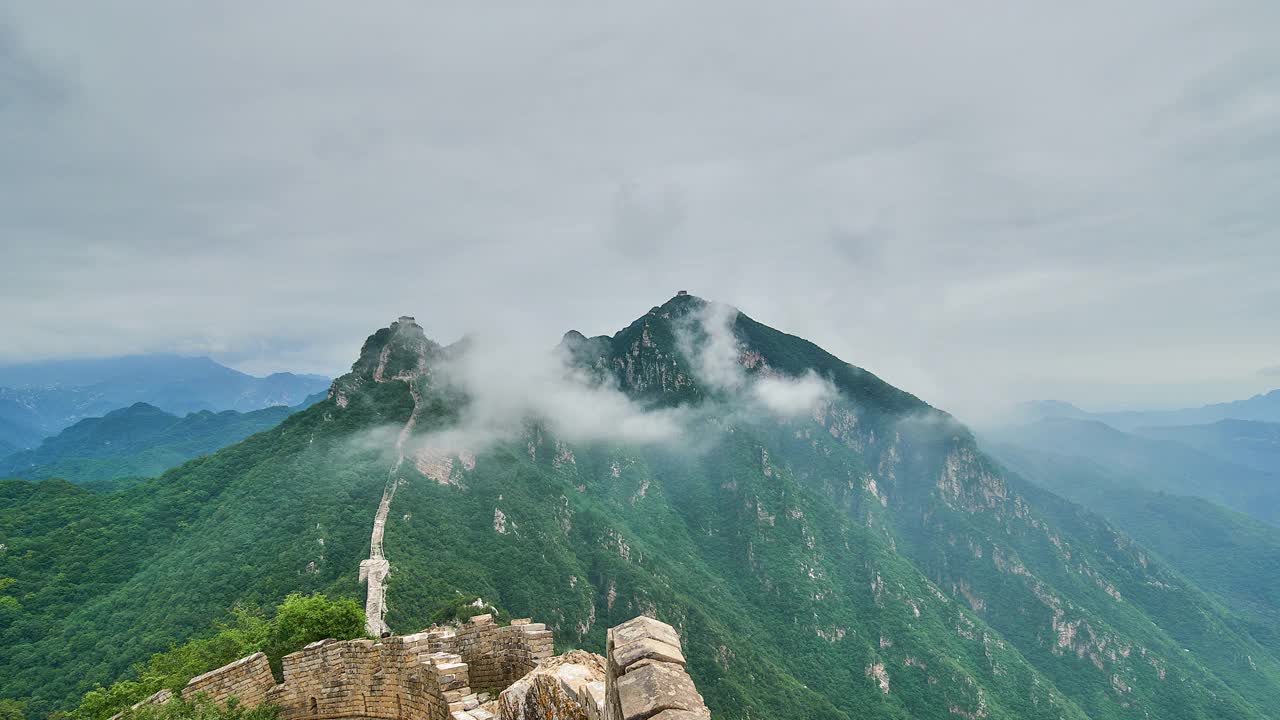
[986,417,1280,526]
[1136,419,1280,475]
[1019,390,1280,431]
[6,296,1280,720]
[989,406,1280,659]
[0,396,323,485]
[0,354,330,451]
[988,438,1280,656]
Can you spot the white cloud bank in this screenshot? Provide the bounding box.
[678,302,838,418]
[409,334,687,457]
[376,303,841,463]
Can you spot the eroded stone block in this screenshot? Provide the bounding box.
[615,662,705,720]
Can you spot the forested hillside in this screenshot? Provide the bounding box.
[0,355,329,449]
[3,296,1278,720]
[0,398,319,484]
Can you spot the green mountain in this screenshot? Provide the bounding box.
[0,397,321,484]
[988,417,1280,526]
[0,355,330,447]
[1136,419,1280,475]
[3,296,1279,720]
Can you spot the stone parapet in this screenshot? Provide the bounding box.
[181,652,276,708]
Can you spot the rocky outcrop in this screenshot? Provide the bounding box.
[497,650,606,720]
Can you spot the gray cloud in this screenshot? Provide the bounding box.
[1,1,1278,422]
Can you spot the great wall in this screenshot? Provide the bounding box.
[359,316,427,637]
[123,613,710,720]
[161,316,710,719]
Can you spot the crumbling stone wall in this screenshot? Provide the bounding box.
[604,617,710,720]
[396,615,554,692]
[134,615,550,720]
[133,614,709,720]
[453,616,555,690]
[498,650,606,720]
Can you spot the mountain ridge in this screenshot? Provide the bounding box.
[0,355,331,451]
[3,296,1279,719]
[987,416,1280,526]
[1021,389,1280,430]
[0,396,323,484]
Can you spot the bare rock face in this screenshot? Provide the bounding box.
[498,650,606,720]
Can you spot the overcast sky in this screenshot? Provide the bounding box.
[2,1,1277,420]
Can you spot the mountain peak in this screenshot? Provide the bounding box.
[349,317,437,371]
[116,402,171,416]
[655,290,708,316]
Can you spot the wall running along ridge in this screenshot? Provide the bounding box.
[121,615,709,720]
[360,317,427,636]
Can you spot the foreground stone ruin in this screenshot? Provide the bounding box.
[124,613,709,720]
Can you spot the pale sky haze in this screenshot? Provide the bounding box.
[2,1,1278,421]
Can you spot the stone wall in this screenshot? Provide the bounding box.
[266,637,454,720]
[453,616,555,690]
[130,614,710,720]
[603,617,710,720]
[180,652,276,708]
[134,615,551,720]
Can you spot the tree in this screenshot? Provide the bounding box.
[70,594,364,720]
[0,699,26,720]
[260,593,365,667]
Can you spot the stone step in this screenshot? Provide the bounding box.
[444,688,473,702]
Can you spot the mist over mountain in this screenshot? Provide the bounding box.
[3,2,1278,718]
[1019,391,1280,431]
[4,296,1280,720]
[1135,420,1280,476]
[986,416,1280,526]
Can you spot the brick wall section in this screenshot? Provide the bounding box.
[603,617,710,720]
[266,637,456,720]
[181,652,276,707]
[135,617,553,720]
